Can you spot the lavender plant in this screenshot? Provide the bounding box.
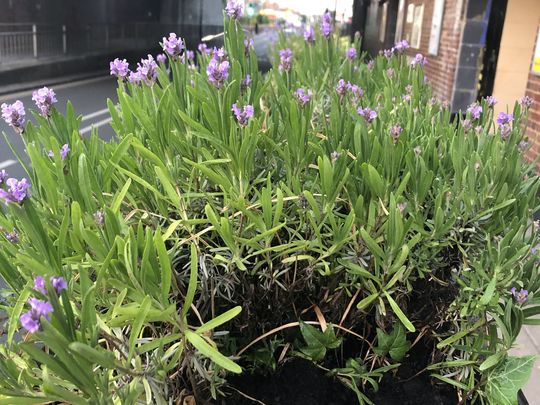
[0,3,538,404]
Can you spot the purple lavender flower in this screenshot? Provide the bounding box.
[510,287,529,304]
[225,0,243,18]
[136,55,158,86]
[186,50,195,61]
[51,276,67,295]
[60,144,70,160]
[394,39,409,52]
[486,95,497,107]
[241,74,252,92]
[20,298,54,333]
[497,112,513,126]
[213,47,226,61]
[462,119,472,132]
[411,53,427,66]
[207,55,230,88]
[347,82,364,101]
[294,88,312,106]
[1,101,25,129]
[397,202,407,213]
[304,26,315,43]
[500,124,512,140]
[20,312,40,333]
[198,43,211,55]
[519,140,530,152]
[390,124,403,143]
[0,178,30,204]
[232,103,254,126]
[5,228,19,244]
[109,58,129,78]
[34,276,46,294]
[94,210,105,226]
[520,95,534,108]
[156,53,167,63]
[383,48,393,58]
[278,48,293,73]
[47,150,54,158]
[31,87,57,117]
[128,71,143,85]
[244,38,254,56]
[347,47,357,60]
[386,68,395,78]
[467,103,483,120]
[330,151,340,163]
[357,106,377,124]
[162,33,184,57]
[320,11,333,38]
[336,79,347,97]
[0,170,8,184]
[367,60,375,70]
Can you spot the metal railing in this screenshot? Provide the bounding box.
[0,22,223,65]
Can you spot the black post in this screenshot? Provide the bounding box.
[350,0,369,43]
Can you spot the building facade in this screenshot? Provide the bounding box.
[354,0,540,165]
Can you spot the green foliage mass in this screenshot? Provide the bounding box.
[0,11,538,405]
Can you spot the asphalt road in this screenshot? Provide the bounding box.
[0,75,118,181]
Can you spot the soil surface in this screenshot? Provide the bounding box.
[220,358,458,405]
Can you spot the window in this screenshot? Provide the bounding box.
[410,4,424,49]
[428,0,445,55]
[395,0,406,41]
[379,3,388,43]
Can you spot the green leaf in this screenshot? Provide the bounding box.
[185,330,242,373]
[182,244,198,318]
[195,306,242,334]
[383,291,415,332]
[486,356,536,405]
[357,293,379,310]
[8,287,31,345]
[128,295,151,361]
[111,178,131,213]
[298,322,342,361]
[374,324,410,361]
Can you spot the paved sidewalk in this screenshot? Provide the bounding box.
[511,326,540,404]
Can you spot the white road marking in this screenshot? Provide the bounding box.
[1,75,111,102]
[81,108,109,122]
[80,117,112,134]
[0,159,17,170]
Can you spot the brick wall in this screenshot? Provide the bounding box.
[524,24,540,166]
[402,0,464,104]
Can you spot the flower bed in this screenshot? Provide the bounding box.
[0,2,539,404]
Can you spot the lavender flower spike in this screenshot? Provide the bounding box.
[357,106,377,124]
[225,0,243,18]
[207,57,230,88]
[20,298,54,333]
[60,144,70,160]
[32,87,57,117]
[467,103,483,121]
[1,100,25,129]
[278,48,293,72]
[485,95,497,107]
[510,287,529,304]
[51,276,67,295]
[109,58,129,78]
[294,88,312,106]
[411,53,427,66]
[5,228,18,243]
[0,170,8,184]
[320,11,333,38]
[304,26,315,43]
[497,111,513,126]
[34,276,46,294]
[156,53,167,64]
[346,47,357,60]
[162,33,184,57]
[0,178,30,204]
[136,55,158,86]
[232,103,254,126]
[520,95,534,108]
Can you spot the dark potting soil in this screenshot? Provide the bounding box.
[220,358,458,405]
